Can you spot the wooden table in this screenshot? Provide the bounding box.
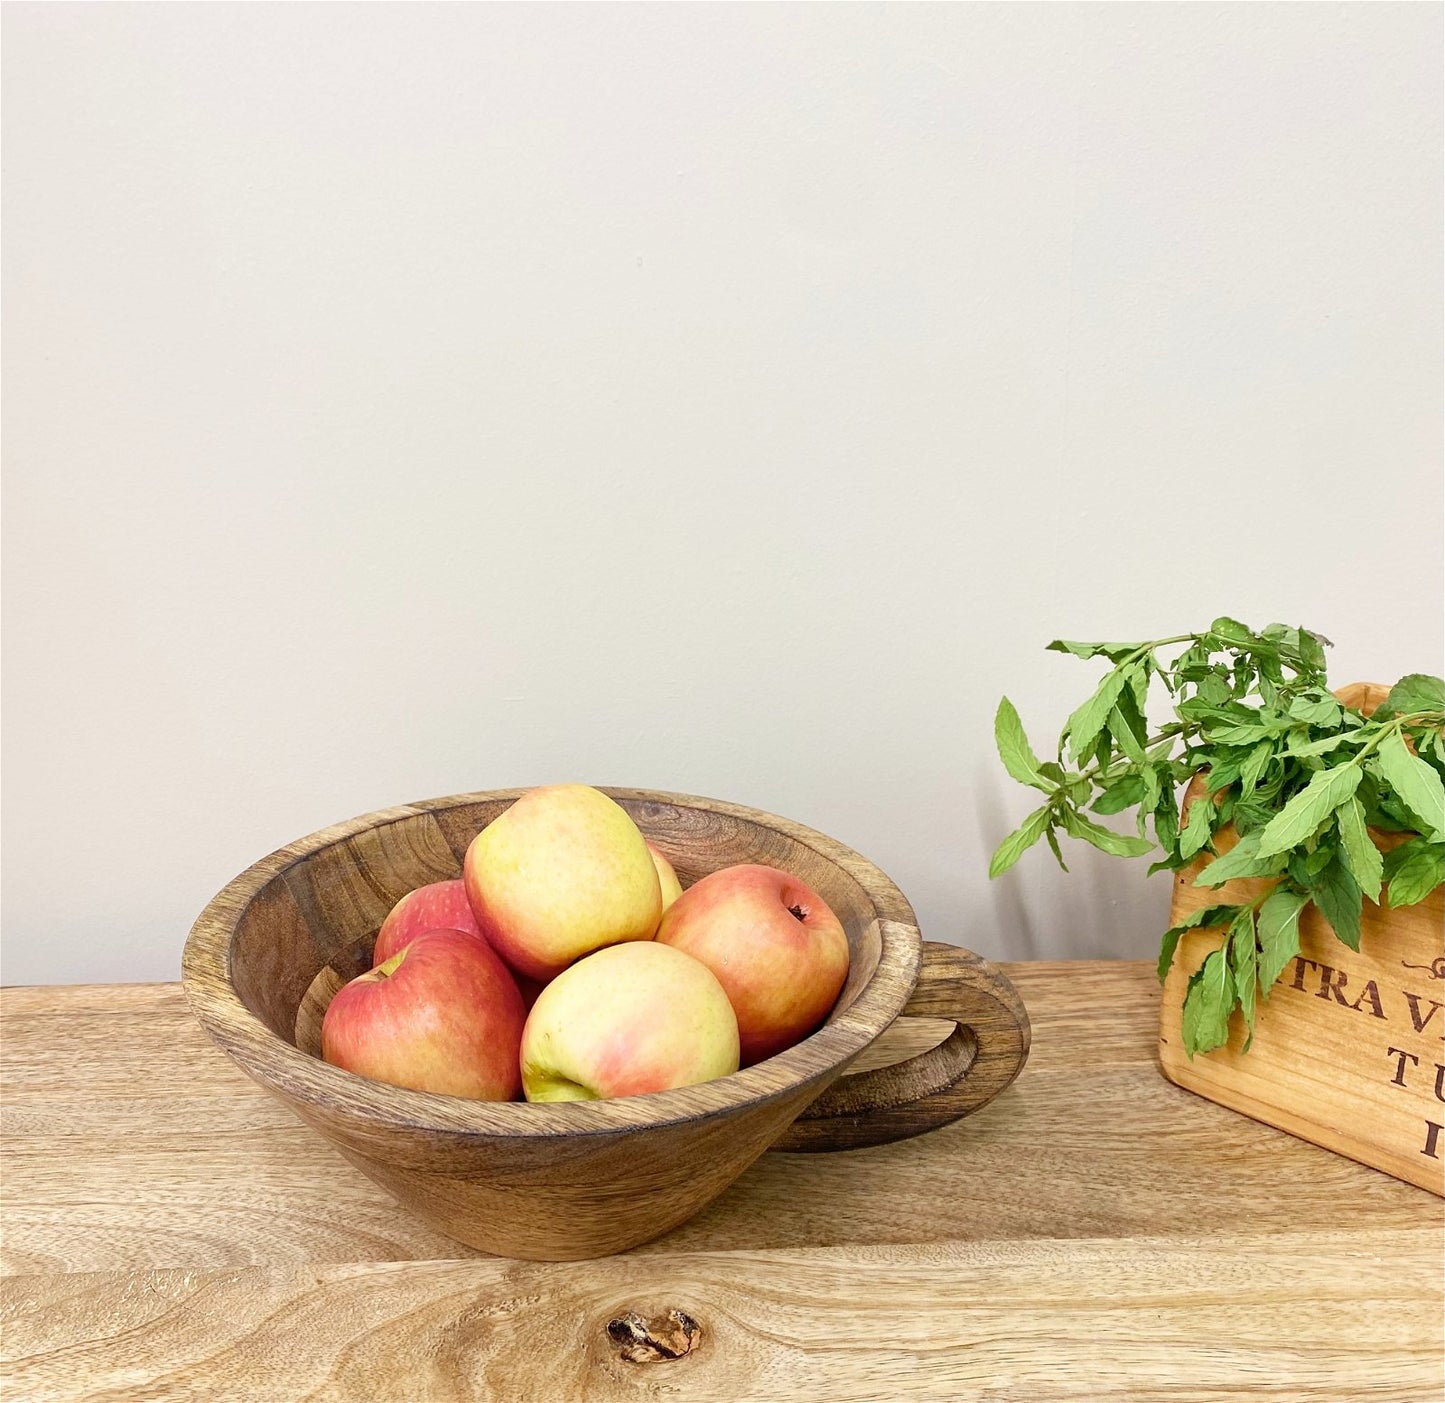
[2,963,1440,1401]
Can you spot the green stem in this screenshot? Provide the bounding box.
[1062,722,1191,789]
[1344,711,1445,767]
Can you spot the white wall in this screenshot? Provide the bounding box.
[3,3,1440,986]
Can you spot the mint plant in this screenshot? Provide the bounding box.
[988,621,1444,1055]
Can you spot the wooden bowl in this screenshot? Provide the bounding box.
[182,789,1030,1260]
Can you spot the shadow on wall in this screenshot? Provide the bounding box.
[973,774,1174,963]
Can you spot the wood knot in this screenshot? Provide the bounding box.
[605,1309,701,1363]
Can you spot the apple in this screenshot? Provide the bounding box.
[464,784,661,982]
[321,929,525,1100]
[648,843,684,917]
[372,879,486,968]
[656,863,849,1065]
[520,942,739,1102]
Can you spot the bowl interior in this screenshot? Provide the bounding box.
[227,791,900,1071]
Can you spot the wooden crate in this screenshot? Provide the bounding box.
[1158,685,1445,1196]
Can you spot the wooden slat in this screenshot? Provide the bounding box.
[1,966,1433,1276]
[2,965,1441,1400]
[1,1233,1438,1402]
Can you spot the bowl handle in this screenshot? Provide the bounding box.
[772,941,1031,1153]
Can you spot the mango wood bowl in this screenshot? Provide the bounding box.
[182,789,1030,1260]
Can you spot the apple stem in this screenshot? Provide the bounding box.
[373,949,408,979]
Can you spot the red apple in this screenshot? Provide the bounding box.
[321,929,524,1099]
[520,942,739,1101]
[656,863,849,1065]
[373,879,486,968]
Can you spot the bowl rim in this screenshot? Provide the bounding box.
[181,787,923,1138]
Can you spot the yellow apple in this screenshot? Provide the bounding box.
[520,942,739,1101]
[464,784,662,982]
[647,843,684,917]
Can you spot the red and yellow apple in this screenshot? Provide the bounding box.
[520,942,739,1102]
[464,784,661,982]
[321,929,525,1099]
[656,863,849,1065]
[647,843,683,917]
[372,878,485,968]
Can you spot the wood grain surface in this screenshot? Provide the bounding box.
[3,964,1441,1401]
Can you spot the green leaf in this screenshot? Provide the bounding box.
[1064,669,1129,763]
[1383,837,1445,907]
[1202,723,1272,746]
[1193,831,1287,887]
[1354,770,1391,827]
[1060,807,1154,858]
[1229,907,1259,1040]
[1255,765,1364,859]
[1109,701,1147,766]
[1092,774,1145,815]
[994,698,1055,793]
[1335,796,1383,903]
[1157,903,1242,981]
[1140,762,1164,819]
[1238,741,1273,797]
[1044,826,1068,872]
[1201,752,1246,794]
[988,805,1054,878]
[1046,640,1139,662]
[1092,727,1113,773]
[1156,776,1189,835]
[1128,656,1152,716]
[1264,625,1330,674]
[1198,672,1232,706]
[1376,789,1420,833]
[1208,617,1254,646]
[1375,730,1445,840]
[1149,738,1179,766]
[1182,947,1236,1057]
[1309,855,1363,952]
[1178,794,1215,860]
[1416,731,1445,789]
[1257,889,1308,995]
[1298,629,1331,672]
[1375,673,1445,721]
[1286,731,1359,758]
[1287,693,1343,727]
[1231,794,1278,834]
[1177,696,1248,725]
